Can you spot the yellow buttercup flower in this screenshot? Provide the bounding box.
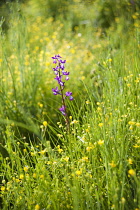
[43,121,48,126]
[128,169,135,176]
[75,170,82,176]
[19,174,24,179]
[98,140,104,145]
[35,204,40,210]
[98,123,103,127]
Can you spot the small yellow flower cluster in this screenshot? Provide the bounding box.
[38,149,47,155]
[81,156,88,162]
[127,158,133,165]
[109,161,116,168]
[70,120,79,125]
[98,140,104,145]
[128,120,140,130]
[63,156,69,162]
[75,170,82,176]
[24,166,29,172]
[98,123,103,127]
[57,145,63,153]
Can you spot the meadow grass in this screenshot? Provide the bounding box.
[0,3,140,210]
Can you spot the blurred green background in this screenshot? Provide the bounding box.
[0,0,140,32]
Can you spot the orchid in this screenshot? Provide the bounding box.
[52,55,74,130]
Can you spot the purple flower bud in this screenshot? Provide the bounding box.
[53,66,59,75]
[52,87,61,95]
[62,71,69,75]
[55,75,62,82]
[59,81,65,86]
[60,60,66,63]
[69,96,74,100]
[59,105,66,116]
[60,64,65,70]
[65,92,74,100]
[65,92,72,97]
[52,55,62,59]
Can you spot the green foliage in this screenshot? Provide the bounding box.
[0,1,140,209]
[1,0,140,32]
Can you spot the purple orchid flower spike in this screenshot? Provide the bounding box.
[51,55,74,131]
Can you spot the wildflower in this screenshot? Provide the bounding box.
[52,87,61,95]
[81,157,88,162]
[19,174,24,179]
[40,175,44,179]
[86,146,93,151]
[39,149,46,155]
[129,126,133,130]
[75,170,82,176]
[24,166,29,172]
[52,55,73,122]
[70,120,78,124]
[43,121,48,127]
[38,102,43,108]
[128,121,135,125]
[31,152,36,156]
[33,173,37,178]
[23,149,27,153]
[57,145,63,153]
[1,186,5,191]
[35,204,40,210]
[133,145,140,148]
[59,105,66,116]
[136,122,140,127]
[85,128,89,133]
[98,123,103,127]
[86,100,90,104]
[63,156,69,162]
[135,79,139,83]
[109,161,116,168]
[98,140,104,145]
[128,169,135,176]
[65,91,73,100]
[127,158,133,164]
[121,197,126,204]
[97,107,102,112]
